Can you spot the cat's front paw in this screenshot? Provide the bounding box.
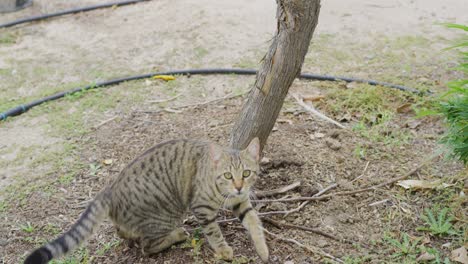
[215,245,233,261]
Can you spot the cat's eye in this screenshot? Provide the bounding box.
[242,170,251,178]
[224,172,233,180]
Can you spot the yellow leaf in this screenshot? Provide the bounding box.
[153,75,175,81]
[103,159,113,165]
[191,238,198,247]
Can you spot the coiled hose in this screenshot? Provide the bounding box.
[0,68,425,121]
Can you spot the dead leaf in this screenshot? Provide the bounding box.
[417,252,436,261]
[397,103,414,113]
[152,75,175,81]
[103,159,113,165]
[397,180,450,190]
[303,95,325,102]
[451,247,468,264]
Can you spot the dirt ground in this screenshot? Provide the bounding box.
[0,0,467,263]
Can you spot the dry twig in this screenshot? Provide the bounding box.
[263,229,344,263]
[291,93,346,129]
[223,185,340,247]
[254,156,436,203]
[283,183,338,217]
[350,161,370,183]
[255,181,301,198]
[147,94,181,103]
[93,116,118,129]
[263,218,347,244]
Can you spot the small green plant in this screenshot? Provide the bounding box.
[437,23,468,164]
[384,232,420,260]
[191,228,204,264]
[59,173,75,185]
[50,247,89,264]
[343,255,372,264]
[0,32,18,44]
[96,240,120,255]
[417,207,459,236]
[89,163,101,176]
[21,222,35,233]
[44,223,61,235]
[0,200,8,213]
[353,144,367,159]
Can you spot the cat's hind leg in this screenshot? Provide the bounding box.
[141,227,188,255]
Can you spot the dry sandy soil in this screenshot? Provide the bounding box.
[0,0,467,263]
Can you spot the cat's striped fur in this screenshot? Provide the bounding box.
[24,138,268,263]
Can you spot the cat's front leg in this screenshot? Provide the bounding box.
[233,199,269,262]
[192,205,233,261]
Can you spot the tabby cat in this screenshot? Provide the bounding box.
[24,138,269,263]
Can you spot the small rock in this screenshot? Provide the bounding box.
[327,129,342,139]
[310,132,325,140]
[317,239,329,247]
[442,242,452,248]
[337,213,355,224]
[284,261,294,264]
[323,215,337,227]
[325,138,341,151]
[268,202,287,212]
[405,120,422,129]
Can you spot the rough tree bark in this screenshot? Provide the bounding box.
[230,0,321,151]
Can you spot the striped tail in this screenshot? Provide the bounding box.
[24,190,110,264]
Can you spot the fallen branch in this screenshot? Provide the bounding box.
[263,229,344,263]
[147,94,181,103]
[368,199,391,207]
[217,183,337,223]
[255,181,301,198]
[263,217,348,244]
[93,116,118,129]
[284,183,337,217]
[291,93,346,129]
[254,156,436,203]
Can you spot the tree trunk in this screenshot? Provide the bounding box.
[230,0,321,151]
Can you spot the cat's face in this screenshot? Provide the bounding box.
[210,138,260,197]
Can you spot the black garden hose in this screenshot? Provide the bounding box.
[0,0,151,28]
[0,68,425,121]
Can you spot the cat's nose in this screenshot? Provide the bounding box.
[235,186,242,193]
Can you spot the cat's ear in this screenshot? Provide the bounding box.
[244,137,260,161]
[209,143,223,166]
